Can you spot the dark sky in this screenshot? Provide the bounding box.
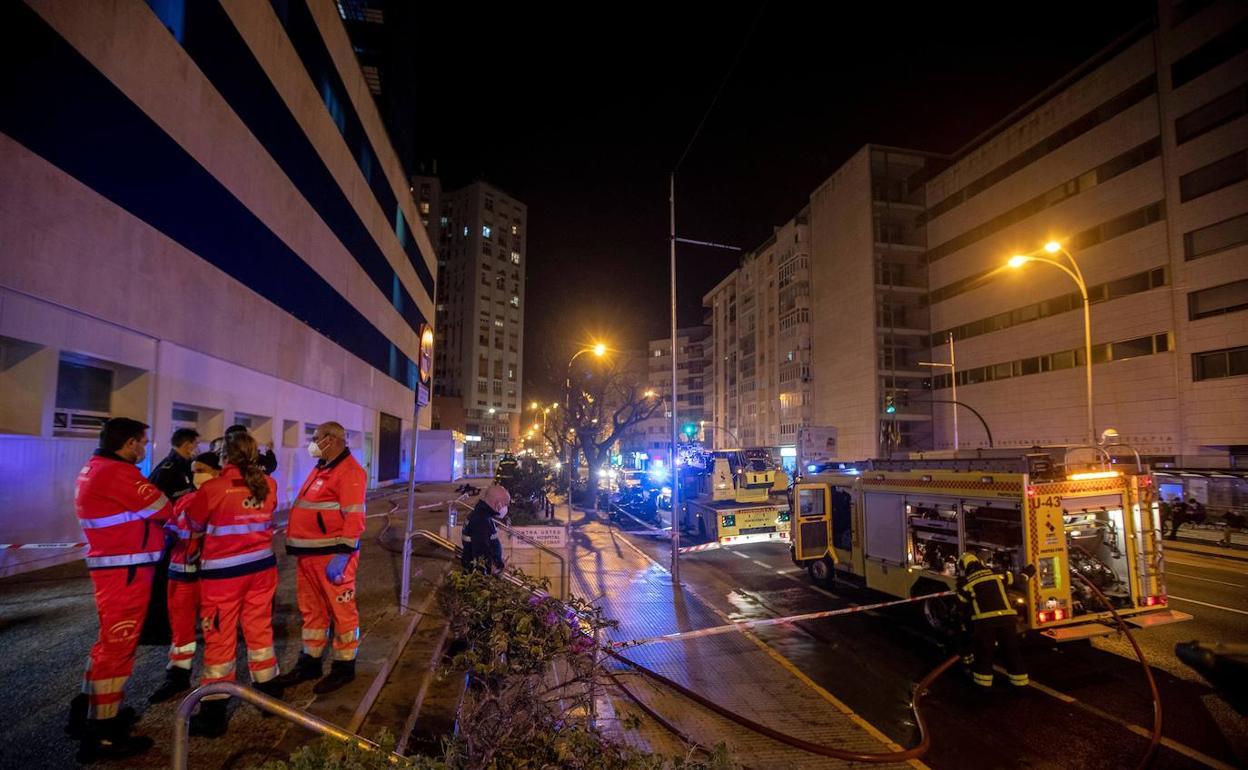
[402,1,1156,397]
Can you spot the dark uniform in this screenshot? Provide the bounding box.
[141,450,196,645]
[148,450,195,502]
[956,553,1034,689]
[461,499,504,573]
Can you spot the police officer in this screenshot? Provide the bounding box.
[274,422,367,694]
[149,428,200,502]
[69,418,174,762]
[956,552,1035,691]
[212,425,278,475]
[462,485,509,574]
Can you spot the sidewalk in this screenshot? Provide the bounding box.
[561,503,918,770]
[1167,526,1248,561]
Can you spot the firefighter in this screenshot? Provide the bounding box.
[68,417,173,762]
[462,485,509,574]
[956,552,1035,690]
[148,452,221,704]
[273,421,367,694]
[184,433,283,736]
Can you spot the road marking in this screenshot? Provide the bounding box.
[606,524,929,770]
[751,558,774,568]
[731,550,751,559]
[1166,571,1245,588]
[1012,670,1238,770]
[1168,595,1248,616]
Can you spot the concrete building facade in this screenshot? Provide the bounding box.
[0,0,436,574]
[923,2,1248,466]
[705,211,814,450]
[638,328,711,457]
[429,181,526,462]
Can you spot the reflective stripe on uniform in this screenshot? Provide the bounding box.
[342,504,366,513]
[201,661,235,680]
[293,500,341,510]
[302,628,331,641]
[168,561,198,573]
[332,646,359,661]
[335,628,360,645]
[338,537,359,549]
[79,495,169,529]
[200,548,274,570]
[206,522,271,536]
[85,550,163,569]
[286,536,342,549]
[1008,673,1030,686]
[85,676,127,695]
[251,664,278,683]
[170,527,198,540]
[247,646,277,663]
[972,672,993,687]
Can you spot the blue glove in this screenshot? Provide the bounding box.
[326,554,351,585]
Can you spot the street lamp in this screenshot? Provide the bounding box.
[1006,240,1095,444]
[565,343,609,486]
[919,333,959,450]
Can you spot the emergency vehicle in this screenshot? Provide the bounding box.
[681,449,791,546]
[789,451,1191,640]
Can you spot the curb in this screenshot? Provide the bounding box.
[1165,544,1248,563]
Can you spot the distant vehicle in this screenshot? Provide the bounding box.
[680,449,791,545]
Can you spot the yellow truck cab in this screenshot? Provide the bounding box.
[682,449,792,544]
[790,452,1190,640]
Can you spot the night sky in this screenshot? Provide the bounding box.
[403,1,1156,397]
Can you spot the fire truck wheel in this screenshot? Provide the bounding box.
[807,556,835,587]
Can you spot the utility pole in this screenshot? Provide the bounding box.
[919,333,958,450]
[669,172,680,583]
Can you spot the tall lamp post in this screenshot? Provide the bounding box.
[565,343,607,488]
[1007,241,1094,445]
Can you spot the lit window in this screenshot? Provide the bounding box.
[482,225,492,239]
[510,296,520,307]
[440,216,448,226]
[511,224,519,235]
[511,251,521,264]
[462,226,468,237]
[419,201,430,214]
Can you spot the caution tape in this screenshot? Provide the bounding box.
[1,542,88,550]
[676,541,722,554]
[609,505,672,537]
[610,590,956,650]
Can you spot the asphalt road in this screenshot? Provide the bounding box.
[609,511,1247,770]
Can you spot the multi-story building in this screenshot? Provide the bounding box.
[705,211,815,451]
[613,348,652,464]
[638,328,711,457]
[429,181,526,462]
[0,0,436,575]
[923,1,1248,466]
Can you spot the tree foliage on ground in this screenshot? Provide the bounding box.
[252,571,739,770]
[496,456,550,525]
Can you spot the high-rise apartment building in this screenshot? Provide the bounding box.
[429,181,526,461]
[0,0,435,574]
[638,328,711,456]
[705,211,814,450]
[923,1,1247,466]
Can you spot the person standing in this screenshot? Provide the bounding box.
[68,418,173,762]
[184,433,282,736]
[274,422,367,694]
[148,452,221,704]
[955,552,1035,691]
[149,428,200,502]
[461,485,509,574]
[1167,497,1189,540]
[213,424,278,475]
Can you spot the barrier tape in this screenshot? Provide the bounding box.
[676,541,722,554]
[611,590,956,650]
[610,505,672,537]
[1,542,88,550]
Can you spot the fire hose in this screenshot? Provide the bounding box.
[1071,546,1163,770]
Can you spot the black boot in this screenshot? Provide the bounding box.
[188,698,230,738]
[65,694,136,739]
[148,667,192,704]
[272,653,322,688]
[75,717,154,764]
[312,660,355,695]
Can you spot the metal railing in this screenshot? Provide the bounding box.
[172,682,405,770]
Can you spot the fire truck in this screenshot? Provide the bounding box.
[681,449,792,546]
[789,451,1190,640]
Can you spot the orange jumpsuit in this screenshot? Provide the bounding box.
[75,451,173,720]
[185,466,279,693]
[165,493,202,671]
[285,450,367,662]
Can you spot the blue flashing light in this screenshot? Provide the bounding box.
[807,464,818,473]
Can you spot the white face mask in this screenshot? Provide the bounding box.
[497,504,508,517]
[308,440,323,459]
[193,472,214,489]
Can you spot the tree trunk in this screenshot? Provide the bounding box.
[582,441,603,507]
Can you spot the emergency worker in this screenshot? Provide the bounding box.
[148,452,221,704]
[185,433,282,737]
[955,552,1035,690]
[273,421,367,694]
[462,485,509,574]
[68,417,173,762]
[211,424,278,475]
[142,427,201,645]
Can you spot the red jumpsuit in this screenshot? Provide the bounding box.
[75,452,174,720]
[185,466,279,694]
[165,493,203,671]
[286,450,367,662]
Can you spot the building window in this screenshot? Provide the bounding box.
[145,0,187,43]
[1184,212,1248,260]
[1170,18,1248,89]
[462,225,469,237]
[1179,150,1248,202]
[1193,346,1248,381]
[482,225,492,240]
[511,251,521,264]
[56,357,112,414]
[510,296,520,308]
[1189,279,1248,320]
[1176,84,1248,144]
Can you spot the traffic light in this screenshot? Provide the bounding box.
[682,422,697,439]
[885,394,897,414]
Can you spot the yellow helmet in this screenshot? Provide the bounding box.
[957,552,982,574]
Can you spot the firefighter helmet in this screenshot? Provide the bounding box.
[957,552,983,575]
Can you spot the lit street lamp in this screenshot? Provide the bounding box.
[1006,240,1095,445]
[565,343,609,485]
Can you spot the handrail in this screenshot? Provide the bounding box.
[172,682,405,770]
[433,495,568,600]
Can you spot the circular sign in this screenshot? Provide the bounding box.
[419,325,434,384]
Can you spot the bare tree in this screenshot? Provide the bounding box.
[565,359,660,503]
